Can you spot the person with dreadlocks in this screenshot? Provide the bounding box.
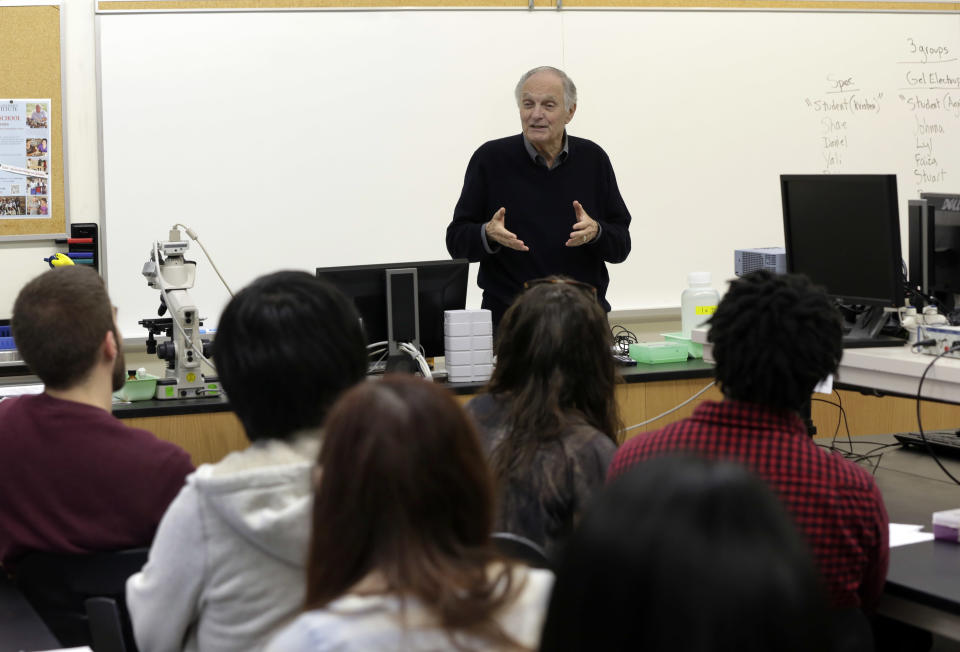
[609,270,889,612]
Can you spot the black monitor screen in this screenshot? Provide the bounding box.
[781,174,903,307]
[919,193,960,295]
[316,259,468,358]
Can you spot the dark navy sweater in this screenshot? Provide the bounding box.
[446,134,631,321]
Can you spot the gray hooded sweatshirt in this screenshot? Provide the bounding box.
[127,436,319,652]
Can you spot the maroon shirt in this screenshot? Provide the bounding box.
[0,393,194,566]
[608,400,889,609]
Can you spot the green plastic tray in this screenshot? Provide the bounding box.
[629,341,689,364]
[662,332,704,359]
[114,373,159,402]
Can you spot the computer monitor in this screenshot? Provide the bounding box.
[909,193,960,312]
[316,259,469,364]
[780,174,905,347]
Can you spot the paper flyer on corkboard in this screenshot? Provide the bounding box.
[0,99,52,221]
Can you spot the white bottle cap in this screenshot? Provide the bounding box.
[688,271,712,285]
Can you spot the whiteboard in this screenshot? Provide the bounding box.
[98,9,960,338]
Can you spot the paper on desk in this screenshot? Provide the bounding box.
[890,523,935,547]
[813,374,834,395]
[34,647,93,652]
[0,383,43,398]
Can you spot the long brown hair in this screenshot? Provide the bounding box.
[487,277,621,482]
[306,376,526,649]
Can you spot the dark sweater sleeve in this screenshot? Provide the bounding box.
[593,151,632,264]
[447,148,492,262]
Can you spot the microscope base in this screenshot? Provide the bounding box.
[154,377,222,400]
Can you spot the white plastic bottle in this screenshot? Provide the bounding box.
[681,272,720,338]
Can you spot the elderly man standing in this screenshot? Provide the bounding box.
[446,66,632,326]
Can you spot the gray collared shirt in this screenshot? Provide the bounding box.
[522,133,569,170]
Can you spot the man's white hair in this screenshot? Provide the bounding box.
[514,66,577,112]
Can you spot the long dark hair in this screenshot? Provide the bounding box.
[487,277,621,482]
[305,377,527,649]
[540,456,829,652]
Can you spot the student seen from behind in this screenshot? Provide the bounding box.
[126,271,368,652]
[541,456,831,652]
[0,266,194,645]
[608,270,889,610]
[464,276,621,552]
[266,377,554,651]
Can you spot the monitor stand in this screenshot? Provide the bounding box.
[385,354,421,373]
[385,268,422,374]
[842,305,905,349]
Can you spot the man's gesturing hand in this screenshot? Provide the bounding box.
[566,200,598,247]
[485,207,529,251]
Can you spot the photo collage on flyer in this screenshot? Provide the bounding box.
[0,99,52,219]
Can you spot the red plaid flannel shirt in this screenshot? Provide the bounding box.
[608,400,889,609]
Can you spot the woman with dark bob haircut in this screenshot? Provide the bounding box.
[540,456,831,652]
[266,377,554,651]
[464,276,621,551]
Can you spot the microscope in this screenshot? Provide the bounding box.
[140,227,220,400]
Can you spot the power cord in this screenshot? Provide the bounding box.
[398,342,432,380]
[812,392,852,453]
[610,325,638,355]
[915,344,960,486]
[173,223,234,297]
[832,389,852,452]
[366,340,431,377]
[912,338,937,353]
[366,341,389,373]
[625,381,716,432]
[811,390,901,475]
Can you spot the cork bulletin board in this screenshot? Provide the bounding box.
[0,3,66,241]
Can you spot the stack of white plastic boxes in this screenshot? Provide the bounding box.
[444,309,493,383]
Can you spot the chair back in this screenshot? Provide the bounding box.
[12,547,147,650]
[491,532,550,569]
[830,607,874,652]
[86,596,130,652]
[0,571,60,652]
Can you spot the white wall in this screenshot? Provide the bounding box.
[96,8,960,338]
[0,0,101,318]
[0,0,684,352]
[6,3,959,331]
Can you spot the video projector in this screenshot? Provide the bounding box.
[734,247,786,277]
